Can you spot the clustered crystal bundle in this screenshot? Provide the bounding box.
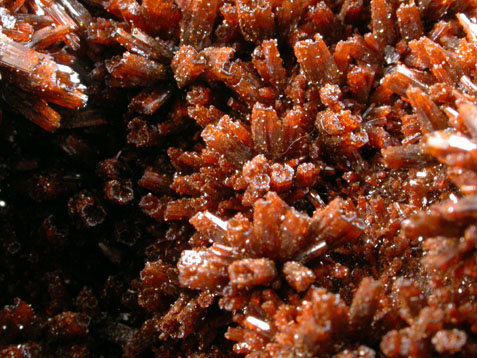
[0,0,476,357]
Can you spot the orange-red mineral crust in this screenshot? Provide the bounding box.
[1,0,477,357]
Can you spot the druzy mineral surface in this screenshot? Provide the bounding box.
[0,0,476,357]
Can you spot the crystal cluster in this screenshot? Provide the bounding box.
[1,0,477,357]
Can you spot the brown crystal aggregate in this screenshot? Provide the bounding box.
[1,0,477,357]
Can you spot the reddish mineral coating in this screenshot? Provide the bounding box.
[1,0,477,357]
[283,261,316,292]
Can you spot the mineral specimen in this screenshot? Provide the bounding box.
[1,0,476,357]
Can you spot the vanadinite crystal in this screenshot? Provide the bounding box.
[0,0,476,357]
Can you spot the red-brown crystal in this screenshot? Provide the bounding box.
[1,0,477,357]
